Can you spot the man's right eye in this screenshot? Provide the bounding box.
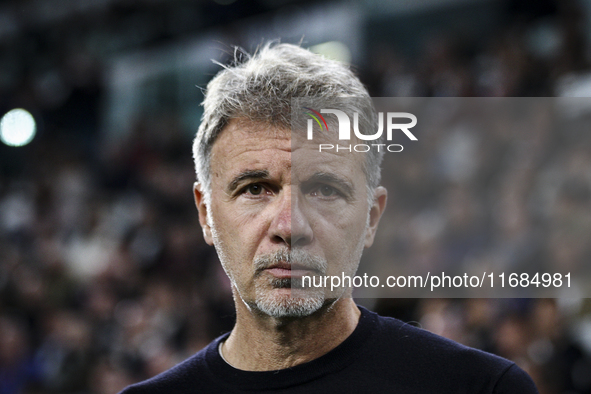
[245,184,264,195]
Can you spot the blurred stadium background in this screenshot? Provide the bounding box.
[1,0,591,393]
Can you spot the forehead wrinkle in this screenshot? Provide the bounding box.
[226,118,292,144]
[209,121,293,186]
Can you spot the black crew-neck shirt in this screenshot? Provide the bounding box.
[120,306,538,393]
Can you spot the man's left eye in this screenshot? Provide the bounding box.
[320,185,335,196]
[312,185,338,197]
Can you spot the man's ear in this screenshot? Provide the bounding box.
[193,182,214,245]
[365,186,387,248]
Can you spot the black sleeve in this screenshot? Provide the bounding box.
[493,364,539,394]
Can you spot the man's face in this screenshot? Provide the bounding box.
[194,118,385,318]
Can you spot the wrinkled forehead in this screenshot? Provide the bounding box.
[210,119,291,157]
[211,118,368,182]
[292,129,368,182]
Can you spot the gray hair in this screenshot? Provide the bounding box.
[192,42,383,203]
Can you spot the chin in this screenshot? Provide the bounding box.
[254,289,326,318]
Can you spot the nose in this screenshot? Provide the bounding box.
[269,186,313,247]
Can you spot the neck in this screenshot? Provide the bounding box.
[221,296,360,371]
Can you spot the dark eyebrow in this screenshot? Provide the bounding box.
[305,172,354,197]
[227,170,270,193]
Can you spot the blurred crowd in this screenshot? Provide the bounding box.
[2,1,591,393]
[368,96,591,392]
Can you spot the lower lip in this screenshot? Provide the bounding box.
[265,268,313,278]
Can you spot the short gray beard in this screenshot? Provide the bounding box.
[252,249,329,318]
